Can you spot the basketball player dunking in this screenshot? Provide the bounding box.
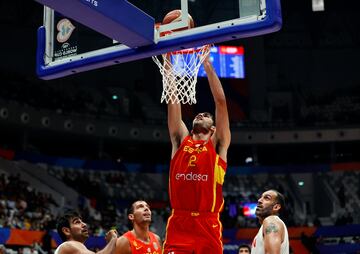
[163,57,231,254]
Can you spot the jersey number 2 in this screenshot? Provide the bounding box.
[188,155,197,167]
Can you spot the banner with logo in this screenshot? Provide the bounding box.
[53,12,117,61]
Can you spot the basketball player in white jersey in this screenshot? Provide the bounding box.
[251,190,289,254]
[54,211,117,254]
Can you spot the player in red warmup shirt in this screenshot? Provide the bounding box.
[116,201,162,254]
[163,57,231,254]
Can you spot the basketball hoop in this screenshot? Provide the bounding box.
[152,44,211,105]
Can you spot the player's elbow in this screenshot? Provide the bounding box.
[214,97,227,107]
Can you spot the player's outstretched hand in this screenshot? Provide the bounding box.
[203,54,214,74]
[105,229,118,243]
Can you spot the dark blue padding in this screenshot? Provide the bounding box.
[36,0,282,80]
[34,0,154,48]
[316,243,360,254]
[314,224,360,237]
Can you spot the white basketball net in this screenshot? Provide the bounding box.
[152,45,211,104]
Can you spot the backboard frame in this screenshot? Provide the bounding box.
[36,0,282,80]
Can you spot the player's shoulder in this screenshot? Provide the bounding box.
[117,234,129,241]
[56,241,88,254]
[263,216,285,230]
[152,232,161,242]
[149,232,162,250]
[115,235,131,254]
[116,235,131,247]
[263,215,282,222]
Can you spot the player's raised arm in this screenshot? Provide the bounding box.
[203,56,231,161]
[166,54,189,158]
[168,102,189,156]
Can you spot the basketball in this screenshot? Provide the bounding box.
[162,9,195,30]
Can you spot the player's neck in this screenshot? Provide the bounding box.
[132,226,150,243]
[191,132,211,141]
[258,218,264,225]
[68,238,86,244]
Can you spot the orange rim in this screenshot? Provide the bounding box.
[166,45,210,55]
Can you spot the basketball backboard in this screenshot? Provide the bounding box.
[35,0,281,80]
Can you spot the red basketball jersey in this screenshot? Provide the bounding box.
[122,231,161,254]
[169,136,227,212]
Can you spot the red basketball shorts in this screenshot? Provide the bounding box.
[163,210,223,254]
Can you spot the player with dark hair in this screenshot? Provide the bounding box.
[55,210,117,254]
[238,244,251,253]
[163,57,231,254]
[115,200,161,254]
[251,190,289,254]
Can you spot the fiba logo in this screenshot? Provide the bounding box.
[56,18,75,43]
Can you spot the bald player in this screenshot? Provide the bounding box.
[251,190,289,254]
